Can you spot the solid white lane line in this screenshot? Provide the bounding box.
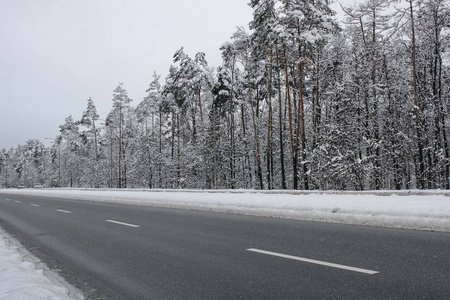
[56,209,72,214]
[31,204,40,207]
[106,220,140,228]
[247,248,379,275]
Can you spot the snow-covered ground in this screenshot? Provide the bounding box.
[0,227,83,300]
[1,188,449,299]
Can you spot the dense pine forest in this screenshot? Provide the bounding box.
[1,0,449,190]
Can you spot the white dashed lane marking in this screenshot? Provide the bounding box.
[247,248,379,275]
[106,220,140,228]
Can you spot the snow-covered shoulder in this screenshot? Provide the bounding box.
[2,188,449,232]
[0,227,84,300]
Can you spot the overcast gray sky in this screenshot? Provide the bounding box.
[1,0,348,150]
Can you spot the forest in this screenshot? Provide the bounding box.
[1,0,449,190]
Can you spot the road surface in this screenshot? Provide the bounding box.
[0,192,449,299]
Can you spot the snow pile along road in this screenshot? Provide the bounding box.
[3,189,450,232]
[0,228,83,300]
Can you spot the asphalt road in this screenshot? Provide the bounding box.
[0,192,449,299]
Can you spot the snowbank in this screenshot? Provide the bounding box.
[3,188,450,232]
[0,228,83,300]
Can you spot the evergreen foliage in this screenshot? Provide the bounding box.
[1,0,449,190]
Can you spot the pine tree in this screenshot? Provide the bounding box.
[112,83,132,188]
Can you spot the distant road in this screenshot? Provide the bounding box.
[0,193,449,299]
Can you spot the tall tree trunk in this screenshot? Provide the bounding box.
[297,62,309,190]
[109,130,113,188]
[284,50,298,189]
[276,45,287,189]
[312,48,321,150]
[409,0,425,189]
[212,105,218,189]
[118,104,123,189]
[241,103,250,187]
[123,147,127,188]
[266,48,274,190]
[171,112,176,159]
[229,55,236,188]
[371,8,381,190]
[176,113,181,188]
[158,107,162,188]
[198,87,204,123]
[249,79,264,190]
[91,119,98,188]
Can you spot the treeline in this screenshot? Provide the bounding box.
[1,0,449,190]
